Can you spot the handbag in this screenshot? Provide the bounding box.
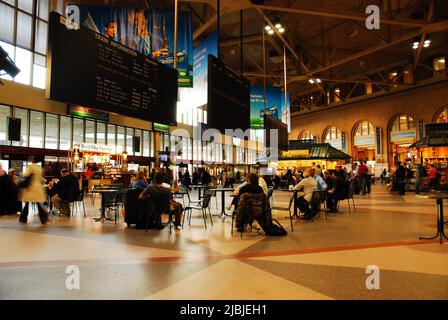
[18,174,34,189]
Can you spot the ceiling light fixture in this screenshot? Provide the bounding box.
[267,29,274,35]
[309,79,315,84]
[265,25,271,31]
[275,23,282,29]
[278,27,285,33]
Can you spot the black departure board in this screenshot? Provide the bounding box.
[46,12,177,124]
[207,55,250,132]
[264,115,288,151]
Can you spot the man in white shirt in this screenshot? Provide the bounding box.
[293,168,317,219]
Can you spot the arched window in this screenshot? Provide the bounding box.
[324,126,341,141]
[299,130,314,140]
[391,114,415,131]
[323,126,343,150]
[354,121,374,137]
[435,108,448,123]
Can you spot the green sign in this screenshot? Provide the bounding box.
[68,105,109,122]
[153,123,170,133]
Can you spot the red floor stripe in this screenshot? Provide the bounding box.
[0,239,440,269]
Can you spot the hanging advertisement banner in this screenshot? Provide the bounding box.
[178,32,218,114]
[75,5,193,87]
[250,85,281,129]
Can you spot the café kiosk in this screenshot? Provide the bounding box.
[68,143,118,191]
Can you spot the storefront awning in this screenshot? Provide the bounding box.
[279,142,351,161]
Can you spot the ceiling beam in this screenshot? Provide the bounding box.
[252,3,428,28]
[305,20,448,76]
[413,0,435,70]
[256,7,326,95]
[220,34,262,47]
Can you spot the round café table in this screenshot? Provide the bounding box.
[213,188,234,217]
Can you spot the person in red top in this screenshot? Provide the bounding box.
[428,164,438,191]
[357,161,368,195]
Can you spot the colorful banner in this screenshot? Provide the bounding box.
[178,32,218,114]
[250,85,291,131]
[75,5,193,87]
[250,85,281,129]
[390,130,416,143]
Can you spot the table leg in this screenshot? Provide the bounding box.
[220,191,231,217]
[419,197,448,243]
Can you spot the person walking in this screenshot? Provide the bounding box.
[18,157,49,224]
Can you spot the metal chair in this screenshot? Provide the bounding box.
[318,190,328,220]
[183,190,213,229]
[71,188,87,218]
[346,182,357,214]
[147,195,172,233]
[113,189,128,224]
[186,189,203,206]
[271,193,295,231]
[173,188,187,207]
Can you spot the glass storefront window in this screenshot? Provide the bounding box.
[96,122,106,145]
[0,3,15,43]
[126,127,134,155]
[116,126,125,154]
[45,113,58,149]
[73,118,84,146]
[59,116,71,150]
[107,124,116,153]
[12,108,28,147]
[14,47,32,85]
[0,105,11,145]
[16,11,32,48]
[85,120,95,143]
[134,129,142,156]
[143,130,150,157]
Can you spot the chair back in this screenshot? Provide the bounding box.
[209,189,217,198]
[311,190,321,212]
[201,190,213,209]
[347,182,354,199]
[104,191,118,207]
[319,190,327,204]
[76,188,85,202]
[239,192,266,218]
[149,194,171,215]
[115,189,127,205]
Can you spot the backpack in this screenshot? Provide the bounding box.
[265,218,287,236]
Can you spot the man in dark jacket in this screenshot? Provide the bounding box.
[51,169,80,216]
[395,162,406,196]
[0,165,20,215]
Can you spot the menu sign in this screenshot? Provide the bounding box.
[46,12,177,124]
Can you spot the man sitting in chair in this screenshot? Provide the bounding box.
[139,172,183,229]
[293,168,317,220]
[235,173,272,233]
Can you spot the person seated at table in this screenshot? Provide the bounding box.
[131,171,148,189]
[51,169,79,216]
[139,173,183,229]
[293,168,317,220]
[235,173,271,233]
[326,171,349,213]
[226,173,267,210]
[313,168,327,191]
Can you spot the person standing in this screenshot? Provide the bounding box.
[428,164,438,191]
[183,169,191,189]
[18,157,49,224]
[192,167,199,185]
[357,161,368,195]
[415,164,426,194]
[0,165,20,215]
[395,162,406,196]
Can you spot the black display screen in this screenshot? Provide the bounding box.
[46,12,178,125]
[207,55,250,132]
[264,115,288,151]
